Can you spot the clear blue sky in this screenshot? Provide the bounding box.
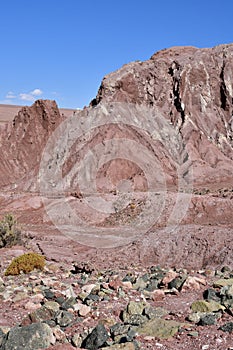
[1,0,232,109]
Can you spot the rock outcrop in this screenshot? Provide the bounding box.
[0,44,232,270]
[0,100,63,190]
[91,44,233,187]
[1,45,233,191]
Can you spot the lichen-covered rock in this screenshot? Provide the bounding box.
[191,300,225,313]
[136,318,183,339]
[55,310,74,328]
[214,279,233,288]
[126,301,147,315]
[1,322,55,350]
[100,343,135,349]
[219,322,233,333]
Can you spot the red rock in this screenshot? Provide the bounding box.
[109,279,123,291]
[121,281,133,290]
[43,344,76,350]
[93,45,233,188]
[162,270,178,286]
[0,100,63,190]
[181,276,207,292]
[77,304,91,317]
[151,290,165,301]
[24,301,42,311]
[53,327,66,342]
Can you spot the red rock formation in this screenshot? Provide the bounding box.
[0,100,63,189]
[91,44,233,187]
[1,45,233,191]
[0,44,232,269]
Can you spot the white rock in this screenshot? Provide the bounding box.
[62,285,77,298]
[53,326,66,341]
[81,284,96,295]
[78,304,91,317]
[24,301,41,311]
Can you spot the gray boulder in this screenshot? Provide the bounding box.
[1,322,54,350]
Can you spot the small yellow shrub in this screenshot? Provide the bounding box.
[5,252,45,276]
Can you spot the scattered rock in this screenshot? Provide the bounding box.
[77,304,91,317]
[53,326,67,342]
[161,270,178,286]
[28,305,55,324]
[144,306,168,319]
[24,301,42,311]
[1,322,55,350]
[213,279,233,288]
[44,301,60,312]
[187,312,203,323]
[1,261,233,349]
[150,289,165,301]
[132,277,147,291]
[198,313,217,326]
[191,300,225,313]
[55,310,74,327]
[81,284,97,295]
[219,322,233,333]
[220,284,233,308]
[137,318,182,339]
[60,297,77,310]
[100,343,135,349]
[81,323,109,349]
[188,331,199,337]
[127,301,146,315]
[72,333,83,348]
[0,328,5,347]
[203,288,221,302]
[168,275,186,290]
[181,276,206,292]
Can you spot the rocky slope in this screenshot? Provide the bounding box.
[0,247,233,350]
[1,45,233,191]
[0,45,232,264]
[91,44,233,187]
[0,43,233,349]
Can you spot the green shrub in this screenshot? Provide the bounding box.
[5,252,45,276]
[0,214,21,248]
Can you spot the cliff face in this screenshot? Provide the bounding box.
[1,45,233,191]
[91,44,233,187]
[0,45,233,268]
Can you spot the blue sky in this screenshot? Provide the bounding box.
[1,0,233,109]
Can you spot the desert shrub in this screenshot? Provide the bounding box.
[0,214,21,248]
[5,252,45,276]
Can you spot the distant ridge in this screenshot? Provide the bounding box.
[0,103,75,124]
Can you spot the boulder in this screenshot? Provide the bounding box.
[137,318,183,339]
[1,322,55,350]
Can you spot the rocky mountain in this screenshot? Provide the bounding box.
[1,45,233,192]
[0,43,233,350]
[0,44,232,269]
[91,44,233,187]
